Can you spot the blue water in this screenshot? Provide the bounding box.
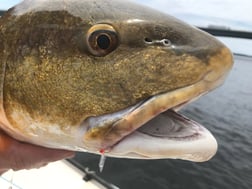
[73,55,252,189]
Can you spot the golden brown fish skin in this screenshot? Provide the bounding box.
[0,0,232,132]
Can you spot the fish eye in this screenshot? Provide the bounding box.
[86,24,119,57]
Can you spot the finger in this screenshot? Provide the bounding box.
[12,141,75,170]
[1,129,76,171]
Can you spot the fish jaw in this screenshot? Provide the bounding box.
[81,47,232,161]
[80,81,215,160]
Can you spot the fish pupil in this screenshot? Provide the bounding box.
[97,34,111,50]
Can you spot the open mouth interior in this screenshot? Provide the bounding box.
[107,103,217,161]
[137,108,201,140]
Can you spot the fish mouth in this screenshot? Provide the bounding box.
[81,73,223,161]
[81,48,232,161]
[82,79,218,161]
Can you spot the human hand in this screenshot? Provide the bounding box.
[0,130,75,174]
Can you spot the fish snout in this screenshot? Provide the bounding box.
[204,46,233,85]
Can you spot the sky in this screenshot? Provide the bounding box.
[134,0,252,31]
[0,0,21,9]
[1,0,252,31]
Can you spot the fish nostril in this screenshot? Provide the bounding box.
[144,38,172,47]
[161,39,171,47]
[144,37,153,44]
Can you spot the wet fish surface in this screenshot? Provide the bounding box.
[0,0,233,161]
